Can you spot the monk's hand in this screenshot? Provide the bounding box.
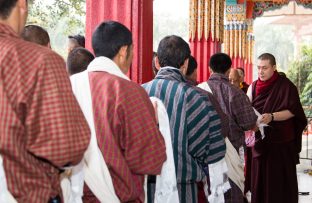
[260,113,273,125]
[152,101,159,126]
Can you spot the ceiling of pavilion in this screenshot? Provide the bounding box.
[257,1,312,36]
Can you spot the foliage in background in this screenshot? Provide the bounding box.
[254,24,295,73]
[287,45,312,93]
[287,45,312,117]
[301,72,312,117]
[28,0,86,57]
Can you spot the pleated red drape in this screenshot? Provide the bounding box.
[190,33,221,83]
[85,0,154,84]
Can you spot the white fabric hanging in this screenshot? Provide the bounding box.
[0,155,17,203]
[149,97,179,203]
[62,57,125,203]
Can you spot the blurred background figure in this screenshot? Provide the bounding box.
[21,24,51,48]
[68,34,85,53]
[229,68,241,89]
[67,47,94,76]
[152,52,160,76]
[236,67,249,93]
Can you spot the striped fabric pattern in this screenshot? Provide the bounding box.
[85,71,166,202]
[143,67,225,203]
[0,23,90,202]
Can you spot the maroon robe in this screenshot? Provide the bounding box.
[247,75,307,203]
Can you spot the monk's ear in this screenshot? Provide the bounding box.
[273,65,277,71]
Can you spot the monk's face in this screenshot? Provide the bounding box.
[257,59,276,81]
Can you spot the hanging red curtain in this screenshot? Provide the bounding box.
[189,0,224,83]
[85,0,154,84]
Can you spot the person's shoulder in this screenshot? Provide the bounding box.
[17,38,64,64]
[4,37,65,74]
[279,75,298,92]
[113,75,148,95]
[184,83,208,101]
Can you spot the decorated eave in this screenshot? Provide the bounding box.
[252,0,312,18]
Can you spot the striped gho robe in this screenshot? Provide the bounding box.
[143,67,226,203]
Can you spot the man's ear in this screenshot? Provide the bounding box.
[17,0,28,11]
[155,56,161,70]
[118,45,128,59]
[181,58,189,75]
[47,42,52,49]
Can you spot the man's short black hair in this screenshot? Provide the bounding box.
[152,52,158,76]
[67,47,94,76]
[92,21,132,59]
[0,0,18,19]
[21,25,50,46]
[157,35,191,69]
[186,55,197,76]
[68,34,85,48]
[209,53,232,74]
[258,53,276,66]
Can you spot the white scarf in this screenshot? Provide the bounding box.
[246,86,268,139]
[64,57,123,203]
[0,155,17,203]
[149,97,179,203]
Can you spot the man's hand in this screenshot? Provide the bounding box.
[260,113,273,125]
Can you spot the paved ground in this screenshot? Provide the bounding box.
[298,134,312,203]
[246,135,312,203]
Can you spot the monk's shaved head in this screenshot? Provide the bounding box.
[229,68,240,88]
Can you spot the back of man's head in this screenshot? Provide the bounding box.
[21,25,50,47]
[210,53,232,74]
[0,0,18,19]
[186,55,197,76]
[258,53,276,66]
[236,67,245,77]
[67,47,94,76]
[68,34,85,47]
[92,21,132,59]
[157,35,191,69]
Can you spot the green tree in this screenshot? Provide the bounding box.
[28,0,85,34]
[287,45,312,117]
[287,45,312,94]
[301,72,312,117]
[28,0,86,57]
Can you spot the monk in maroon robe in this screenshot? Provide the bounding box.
[246,53,307,203]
